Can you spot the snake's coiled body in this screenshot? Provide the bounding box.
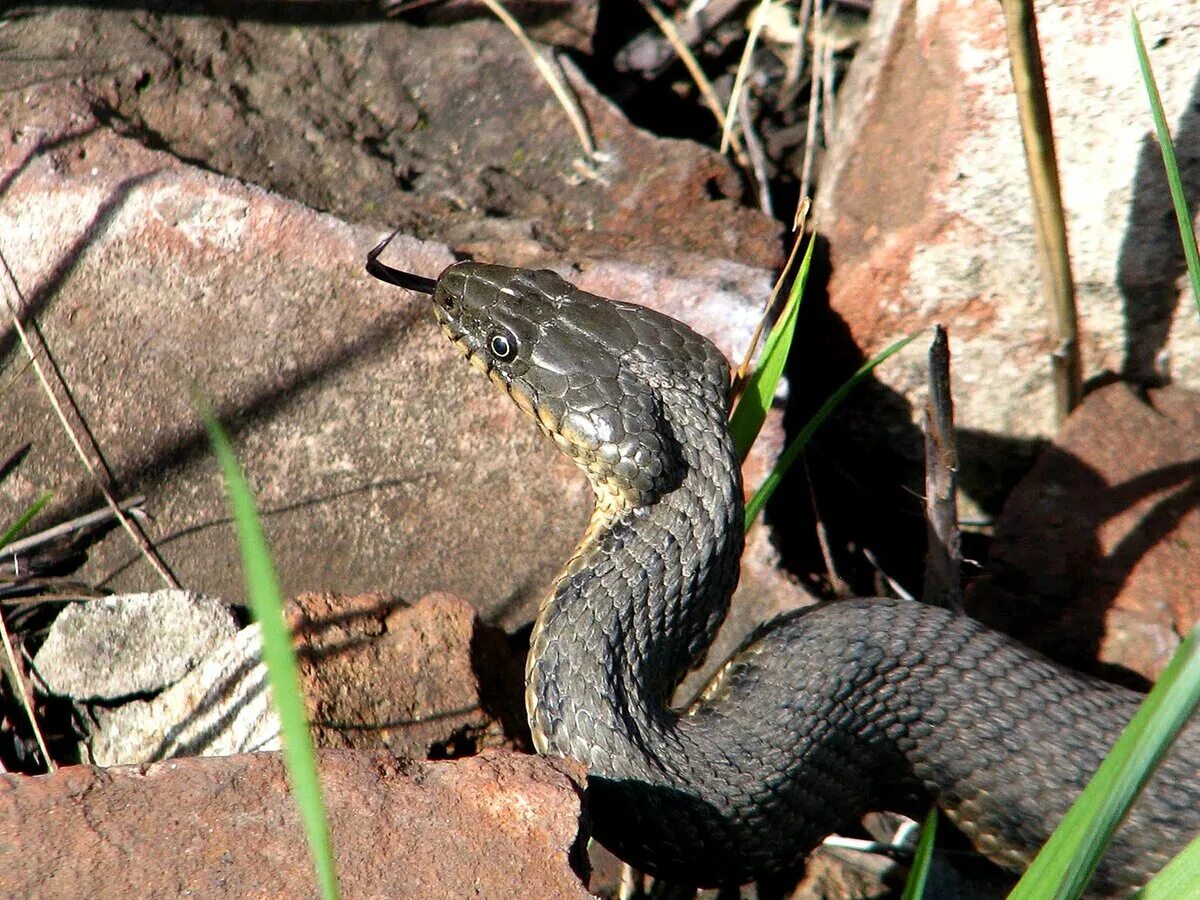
[416,260,1200,894]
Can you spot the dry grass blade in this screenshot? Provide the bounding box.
[798,0,827,200]
[0,491,56,772]
[636,0,750,169]
[0,608,54,771]
[0,247,178,589]
[738,86,773,215]
[784,0,815,93]
[720,0,774,156]
[479,0,597,160]
[1,495,145,557]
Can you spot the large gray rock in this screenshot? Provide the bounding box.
[0,119,793,635]
[32,590,237,701]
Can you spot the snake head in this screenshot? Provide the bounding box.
[367,235,731,509]
[429,261,688,510]
[364,232,729,508]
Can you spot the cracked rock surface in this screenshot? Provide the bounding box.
[0,749,591,898]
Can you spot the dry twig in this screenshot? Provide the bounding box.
[0,613,54,771]
[479,0,597,161]
[999,0,1081,421]
[922,326,962,612]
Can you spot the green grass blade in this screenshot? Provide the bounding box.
[1134,834,1200,899]
[745,333,919,529]
[1008,620,1200,899]
[1130,9,1200,312]
[199,401,340,900]
[730,235,815,461]
[901,808,939,900]
[0,491,53,550]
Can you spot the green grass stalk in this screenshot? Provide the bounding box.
[200,401,340,900]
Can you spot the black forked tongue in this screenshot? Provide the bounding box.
[366,230,437,295]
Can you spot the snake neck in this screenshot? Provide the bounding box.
[525,376,744,767]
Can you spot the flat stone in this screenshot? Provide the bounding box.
[88,620,276,766]
[0,750,591,898]
[969,382,1200,681]
[88,592,522,766]
[2,7,778,270]
[0,89,805,692]
[31,590,237,701]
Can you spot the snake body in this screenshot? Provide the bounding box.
[379,252,1200,894]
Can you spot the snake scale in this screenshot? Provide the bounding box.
[367,241,1200,895]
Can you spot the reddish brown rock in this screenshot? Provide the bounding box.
[3,8,777,271]
[294,592,525,756]
[969,383,1200,680]
[0,750,590,898]
[0,54,797,656]
[814,0,1200,514]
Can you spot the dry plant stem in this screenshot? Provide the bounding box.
[620,0,747,79]
[863,546,914,601]
[798,0,826,200]
[636,0,750,168]
[784,0,815,94]
[0,249,178,589]
[819,40,837,145]
[479,0,596,160]
[731,198,811,394]
[922,325,962,612]
[0,611,54,771]
[2,495,145,557]
[738,87,773,215]
[804,455,850,596]
[720,0,773,156]
[999,0,1081,421]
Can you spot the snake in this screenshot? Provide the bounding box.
[366,238,1200,895]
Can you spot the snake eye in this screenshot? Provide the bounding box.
[489,331,517,361]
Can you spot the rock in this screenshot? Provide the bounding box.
[0,749,591,898]
[789,845,897,899]
[0,48,806,691]
[423,1,600,53]
[813,0,1200,514]
[87,592,524,766]
[969,383,1200,681]
[87,620,276,766]
[31,590,237,701]
[295,592,525,757]
[5,7,778,270]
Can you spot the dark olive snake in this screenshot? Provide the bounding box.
[367,240,1200,895]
